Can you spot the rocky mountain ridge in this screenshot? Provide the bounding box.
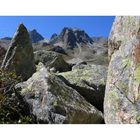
[0,27,108,67]
[49,27,94,49]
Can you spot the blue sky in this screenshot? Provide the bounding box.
[0,16,115,39]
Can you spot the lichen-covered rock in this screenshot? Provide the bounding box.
[16,65,103,124]
[1,24,36,81]
[58,64,107,112]
[34,50,71,72]
[104,16,140,124]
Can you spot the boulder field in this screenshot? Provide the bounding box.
[2,17,140,124]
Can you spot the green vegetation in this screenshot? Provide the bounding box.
[0,69,33,124]
[108,91,119,111]
[136,114,140,123]
[122,58,131,68]
[0,69,21,95]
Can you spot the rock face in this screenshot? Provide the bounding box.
[29,29,44,43]
[1,24,36,81]
[50,33,58,43]
[16,65,103,124]
[34,50,71,72]
[58,64,107,112]
[50,27,94,49]
[49,27,109,66]
[104,16,140,124]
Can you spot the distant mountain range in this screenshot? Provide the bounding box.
[0,28,108,66]
[0,29,45,49]
[0,27,107,49]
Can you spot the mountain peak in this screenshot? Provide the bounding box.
[29,29,44,43]
[50,27,94,49]
[17,23,27,31]
[32,29,37,32]
[62,27,81,32]
[50,33,58,40]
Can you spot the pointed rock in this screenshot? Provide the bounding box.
[29,29,44,43]
[49,27,93,49]
[1,23,36,81]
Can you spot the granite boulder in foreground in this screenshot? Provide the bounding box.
[16,64,104,124]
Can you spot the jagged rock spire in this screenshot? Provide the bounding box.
[1,23,36,81]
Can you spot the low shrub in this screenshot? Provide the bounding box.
[0,69,34,124]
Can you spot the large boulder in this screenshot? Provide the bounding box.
[58,64,107,112]
[16,64,103,124]
[104,16,140,124]
[1,24,36,81]
[34,50,71,72]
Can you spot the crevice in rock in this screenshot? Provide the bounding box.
[57,75,104,112]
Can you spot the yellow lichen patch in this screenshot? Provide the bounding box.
[58,68,93,84]
[53,100,59,107]
[116,81,128,94]
[134,66,140,83]
[108,91,120,111]
[136,114,140,123]
[122,58,131,68]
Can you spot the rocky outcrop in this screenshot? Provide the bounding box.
[29,29,44,43]
[50,33,58,44]
[34,50,71,72]
[16,64,103,124]
[1,24,36,81]
[46,45,66,55]
[58,64,107,112]
[104,16,140,124]
[48,27,109,66]
[49,27,93,49]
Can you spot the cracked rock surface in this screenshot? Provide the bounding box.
[16,64,104,124]
[104,16,140,124]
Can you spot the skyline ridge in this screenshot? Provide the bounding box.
[0,16,115,39]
